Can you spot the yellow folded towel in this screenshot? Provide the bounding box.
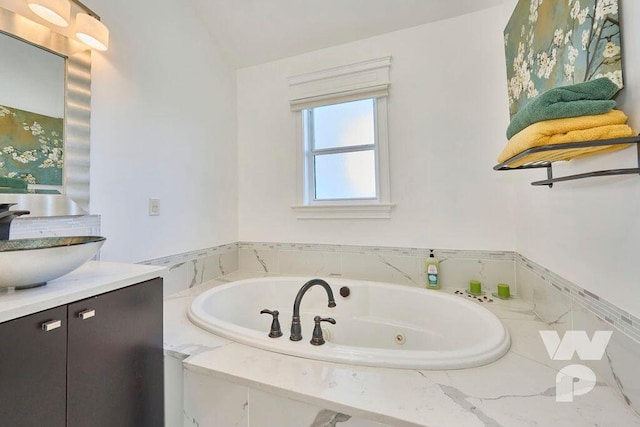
[498,110,635,167]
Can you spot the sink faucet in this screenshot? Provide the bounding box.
[290,278,336,341]
[0,204,30,240]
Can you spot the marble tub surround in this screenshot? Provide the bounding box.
[163,276,233,359]
[165,273,640,426]
[517,253,640,342]
[238,242,516,295]
[183,366,405,427]
[140,242,238,296]
[516,254,640,414]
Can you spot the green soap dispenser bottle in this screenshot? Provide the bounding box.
[425,250,440,289]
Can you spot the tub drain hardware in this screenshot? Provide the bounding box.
[394,332,406,345]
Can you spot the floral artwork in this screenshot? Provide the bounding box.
[0,104,63,186]
[504,0,623,118]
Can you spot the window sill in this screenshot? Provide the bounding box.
[291,203,394,219]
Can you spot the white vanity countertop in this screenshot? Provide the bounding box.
[0,261,166,323]
[165,272,640,427]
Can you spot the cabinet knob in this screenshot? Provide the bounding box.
[78,309,96,320]
[41,319,62,331]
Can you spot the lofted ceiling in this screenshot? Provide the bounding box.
[189,0,504,69]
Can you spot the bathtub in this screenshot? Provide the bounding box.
[188,277,511,369]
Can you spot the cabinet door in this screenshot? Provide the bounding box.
[66,278,164,427]
[0,305,67,427]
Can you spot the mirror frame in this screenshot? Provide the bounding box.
[0,6,91,214]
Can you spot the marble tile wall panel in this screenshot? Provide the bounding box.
[249,388,391,427]
[238,247,279,275]
[237,242,515,291]
[530,274,572,332]
[572,302,640,414]
[438,258,516,293]
[339,252,421,286]
[278,249,342,277]
[516,254,640,415]
[183,367,248,426]
[141,243,238,296]
[181,368,393,427]
[164,353,184,427]
[517,254,640,343]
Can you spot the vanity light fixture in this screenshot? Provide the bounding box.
[75,12,108,51]
[27,0,71,27]
[26,0,109,51]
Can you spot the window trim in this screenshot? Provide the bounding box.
[292,96,392,219]
[289,56,393,219]
[304,99,378,203]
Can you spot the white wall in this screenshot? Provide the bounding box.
[88,0,238,262]
[506,0,640,317]
[237,7,514,251]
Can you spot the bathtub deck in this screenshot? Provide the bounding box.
[164,271,640,426]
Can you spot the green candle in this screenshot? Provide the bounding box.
[469,280,482,295]
[497,283,511,298]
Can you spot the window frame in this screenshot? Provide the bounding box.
[304,98,378,203]
[293,96,392,219]
[288,56,393,219]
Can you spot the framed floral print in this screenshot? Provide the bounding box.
[504,0,623,118]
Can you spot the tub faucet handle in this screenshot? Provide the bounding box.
[260,309,283,338]
[310,315,336,346]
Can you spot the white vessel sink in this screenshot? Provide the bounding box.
[0,236,106,289]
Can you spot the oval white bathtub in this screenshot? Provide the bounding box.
[187,277,511,369]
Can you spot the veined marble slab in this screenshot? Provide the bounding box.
[166,273,640,426]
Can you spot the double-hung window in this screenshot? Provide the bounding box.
[289,57,393,219]
[305,98,377,201]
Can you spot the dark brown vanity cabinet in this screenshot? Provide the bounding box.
[0,305,68,427]
[0,277,163,427]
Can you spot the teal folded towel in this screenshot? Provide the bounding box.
[0,176,27,191]
[507,77,619,139]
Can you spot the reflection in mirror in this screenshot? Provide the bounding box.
[0,32,65,194]
[0,6,91,216]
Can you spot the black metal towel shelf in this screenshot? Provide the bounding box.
[493,135,640,187]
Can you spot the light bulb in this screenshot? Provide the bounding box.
[75,13,109,51]
[28,0,71,27]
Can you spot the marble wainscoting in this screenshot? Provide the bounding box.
[11,214,101,239]
[140,243,239,296]
[516,254,640,415]
[238,242,516,295]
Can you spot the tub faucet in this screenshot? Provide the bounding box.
[0,204,30,240]
[290,278,336,341]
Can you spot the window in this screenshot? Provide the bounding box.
[289,57,393,219]
[305,98,377,201]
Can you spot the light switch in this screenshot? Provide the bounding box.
[149,198,160,216]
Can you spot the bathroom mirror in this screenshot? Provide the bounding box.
[0,5,91,216]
